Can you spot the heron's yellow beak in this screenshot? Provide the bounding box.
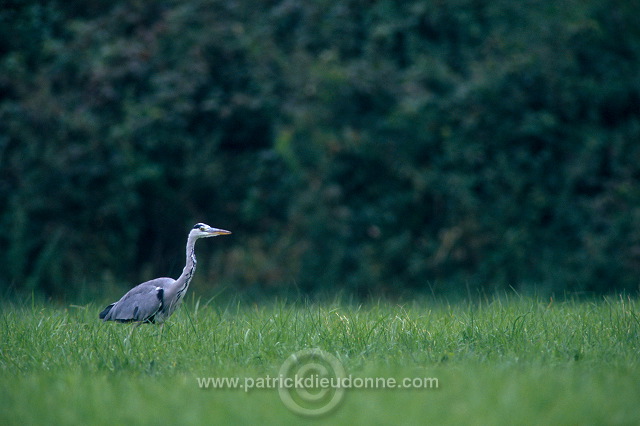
[208,228,232,236]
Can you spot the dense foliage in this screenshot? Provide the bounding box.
[1,0,639,298]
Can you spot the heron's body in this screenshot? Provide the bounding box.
[99,277,171,323]
[99,223,230,325]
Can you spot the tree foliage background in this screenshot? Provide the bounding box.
[1,0,639,299]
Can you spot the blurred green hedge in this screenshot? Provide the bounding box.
[1,0,639,298]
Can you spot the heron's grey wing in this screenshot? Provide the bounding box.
[101,278,174,322]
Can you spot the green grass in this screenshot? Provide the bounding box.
[1,295,639,425]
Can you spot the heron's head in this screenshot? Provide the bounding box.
[191,223,232,238]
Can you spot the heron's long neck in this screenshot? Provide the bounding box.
[173,233,198,300]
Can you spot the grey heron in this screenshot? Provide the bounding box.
[99,223,231,329]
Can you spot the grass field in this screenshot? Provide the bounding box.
[1,294,639,425]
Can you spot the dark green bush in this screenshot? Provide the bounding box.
[1,0,639,299]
